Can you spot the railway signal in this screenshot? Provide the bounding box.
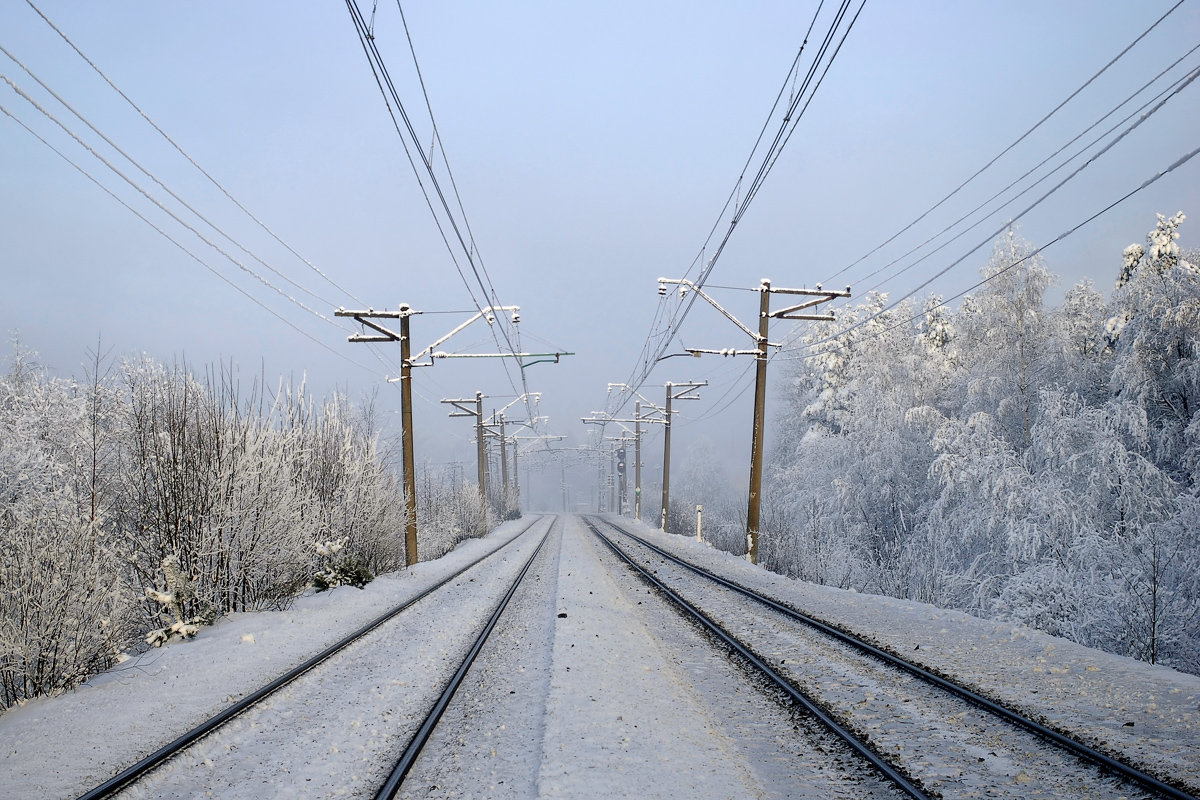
[655,278,849,564]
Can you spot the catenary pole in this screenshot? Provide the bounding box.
[512,435,519,514]
[634,402,642,521]
[658,380,705,531]
[609,443,616,514]
[499,414,509,515]
[476,392,486,517]
[399,312,417,565]
[654,277,847,563]
[746,280,771,564]
[660,385,673,530]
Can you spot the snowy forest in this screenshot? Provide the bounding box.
[3,213,1197,711]
[671,212,1200,676]
[0,352,495,710]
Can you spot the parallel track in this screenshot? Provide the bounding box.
[583,517,930,800]
[590,515,1198,800]
[375,516,554,799]
[77,514,551,800]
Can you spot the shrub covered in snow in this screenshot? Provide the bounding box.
[0,349,410,710]
[311,537,373,591]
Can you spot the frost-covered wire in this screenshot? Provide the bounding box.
[344,0,539,422]
[0,42,350,319]
[780,141,1200,361]
[23,0,367,307]
[607,0,866,418]
[821,0,1187,287]
[773,56,1200,355]
[847,47,1200,295]
[0,100,379,375]
[0,70,352,332]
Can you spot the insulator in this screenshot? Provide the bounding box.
[658,283,667,296]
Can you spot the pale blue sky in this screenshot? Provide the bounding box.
[2,1,1197,506]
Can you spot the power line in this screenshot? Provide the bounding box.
[782,141,1200,361]
[0,43,347,321]
[343,0,543,427]
[676,135,1200,420]
[822,0,1187,285]
[610,0,866,416]
[0,100,379,375]
[22,0,366,307]
[769,60,1199,358]
[0,69,351,332]
[850,47,1200,294]
[342,2,526,393]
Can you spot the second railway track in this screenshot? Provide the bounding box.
[587,515,1198,800]
[76,514,555,800]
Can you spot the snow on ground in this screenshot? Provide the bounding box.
[118,517,554,799]
[0,516,543,800]
[397,516,564,799]
[607,515,1200,795]
[535,516,760,799]
[5,512,1198,799]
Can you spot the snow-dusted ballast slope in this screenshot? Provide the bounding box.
[610,516,1200,795]
[0,518,542,799]
[2,514,1197,799]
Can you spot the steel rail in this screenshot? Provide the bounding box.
[376,516,556,799]
[595,516,1199,800]
[76,515,549,800]
[583,518,930,800]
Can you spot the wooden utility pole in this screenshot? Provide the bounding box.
[616,441,628,515]
[442,393,490,522]
[498,413,509,515]
[335,305,419,566]
[584,390,664,522]
[511,434,519,515]
[597,453,604,513]
[634,402,642,521]
[656,277,848,563]
[338,304,562,564]
[660,389,672,530]
[659,381,706,532]
[609,443,616,514]
[398,312,417,564]
[746,281,772,564]
[475,392,486,514]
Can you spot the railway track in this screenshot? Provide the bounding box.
[76,514,554,800]
[587,515,1198,800]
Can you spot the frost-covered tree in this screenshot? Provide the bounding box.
[1106,212,1200,484]
[1,345,417,709]
[954,228,1056,451]
[761,214,1200,675]
[0,344,134,707]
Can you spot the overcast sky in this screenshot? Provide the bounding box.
[2,1,1198,509]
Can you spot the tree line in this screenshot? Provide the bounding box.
[667,213,1199,675]
[0,350,494,709]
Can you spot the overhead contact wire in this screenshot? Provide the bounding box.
[823,0,1187,284]
[0,101,378,376]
